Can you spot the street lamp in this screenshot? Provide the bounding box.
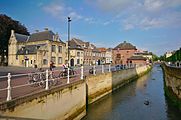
[67,17,71,67]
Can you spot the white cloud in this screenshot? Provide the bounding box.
[43,2,83,21]
[43,3,65,17]
[144,0,164,12]
[88,0,181,30]
[68,12,83,21]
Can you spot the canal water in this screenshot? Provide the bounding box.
[83,64,181,120]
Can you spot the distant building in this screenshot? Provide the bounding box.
[127,56,147,65]
[68,38,84,66]
[69,38,107,65]
[112,41,137,65]
[8,29,66,68]
[165,51,173,58]
[134,50,152,63]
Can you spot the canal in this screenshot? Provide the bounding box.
[83,64,181,120]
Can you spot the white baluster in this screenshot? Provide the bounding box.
[67,67,70,83]
[45,70,49,90]
[81,65,84,80]
[7,73,12,101]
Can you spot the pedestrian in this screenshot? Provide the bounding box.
[50,61,53,71]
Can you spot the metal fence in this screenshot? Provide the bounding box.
[0,64,138,103]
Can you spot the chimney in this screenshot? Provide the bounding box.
[11,30,14,35]
[44,28,49,31]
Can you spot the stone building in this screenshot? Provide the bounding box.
[112,41,137,65]
[68,39,84,66]
[8,29,66,68]
[69,38,97,65]
[105,48,112,64]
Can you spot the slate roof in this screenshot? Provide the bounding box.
[128,56,147,60]
[28,30,54,41]
[17,44,47,55]
[15,33,29,42]
[69,39,84,50]
[114,41,136,50]
[14,30,65,44]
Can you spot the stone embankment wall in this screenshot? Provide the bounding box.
[86,65,151,104]
[0,80,86,120]
[162,64,181,110]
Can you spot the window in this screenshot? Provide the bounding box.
[52,45,56,52]
[77,59,80,64]
[116,54,121,58]
[51,57,56,63]
[77,52,80,57]
[31,60,33,64]
[58,46,62,53]
[43,59,48,65]
[58,57,62,64]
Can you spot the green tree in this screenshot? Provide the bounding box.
[0,14,29,65]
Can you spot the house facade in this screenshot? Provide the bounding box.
[112,41,137,65]
[8,29,66,68]
[105,48,112,64]
[127,56,147,65]
[68,39,84,66]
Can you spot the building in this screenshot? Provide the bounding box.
[105,48,112,64]
[112,41,137,65]
[68,39,84,66]
[127,56,147,65]
[8,29,66,68]
[134,50,152,63]
[165,51,173,58]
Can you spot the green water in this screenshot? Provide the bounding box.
[83,64,181,120]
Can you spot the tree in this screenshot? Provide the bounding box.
[0,14,29,65]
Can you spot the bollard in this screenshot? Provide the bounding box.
[45,70,49,90]
[109,64,111,72]
[93,65,96,75]
[81,66,84,80]
[67,67,70,84]
[6,73,11,101]
[102,65,104,73]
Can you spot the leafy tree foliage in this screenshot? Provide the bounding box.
[166,48,181,62]
[0,14,29,65]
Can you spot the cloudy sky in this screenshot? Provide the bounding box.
[1,0,181,55]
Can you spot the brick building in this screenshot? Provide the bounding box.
[112,41,137,65]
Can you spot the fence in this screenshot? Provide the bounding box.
[0,64,137,103]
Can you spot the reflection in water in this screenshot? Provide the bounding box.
[83,65,181,120]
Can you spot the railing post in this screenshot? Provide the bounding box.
[81,65,84,80]
[7,73,11,101]
[45,70,49,90]
[109,64,111,72]
[93,65,96,75]
[67,67,70,83]
[102,65,104,73]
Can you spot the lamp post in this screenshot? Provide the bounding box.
[67,17,71,67]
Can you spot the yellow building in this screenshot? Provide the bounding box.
[8,29,66,68]
[68,38,84,66]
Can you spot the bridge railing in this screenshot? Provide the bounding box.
[0,64,139,103]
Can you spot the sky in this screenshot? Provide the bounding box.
[0,0,181,56]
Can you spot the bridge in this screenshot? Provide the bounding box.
[0,64,151,119]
